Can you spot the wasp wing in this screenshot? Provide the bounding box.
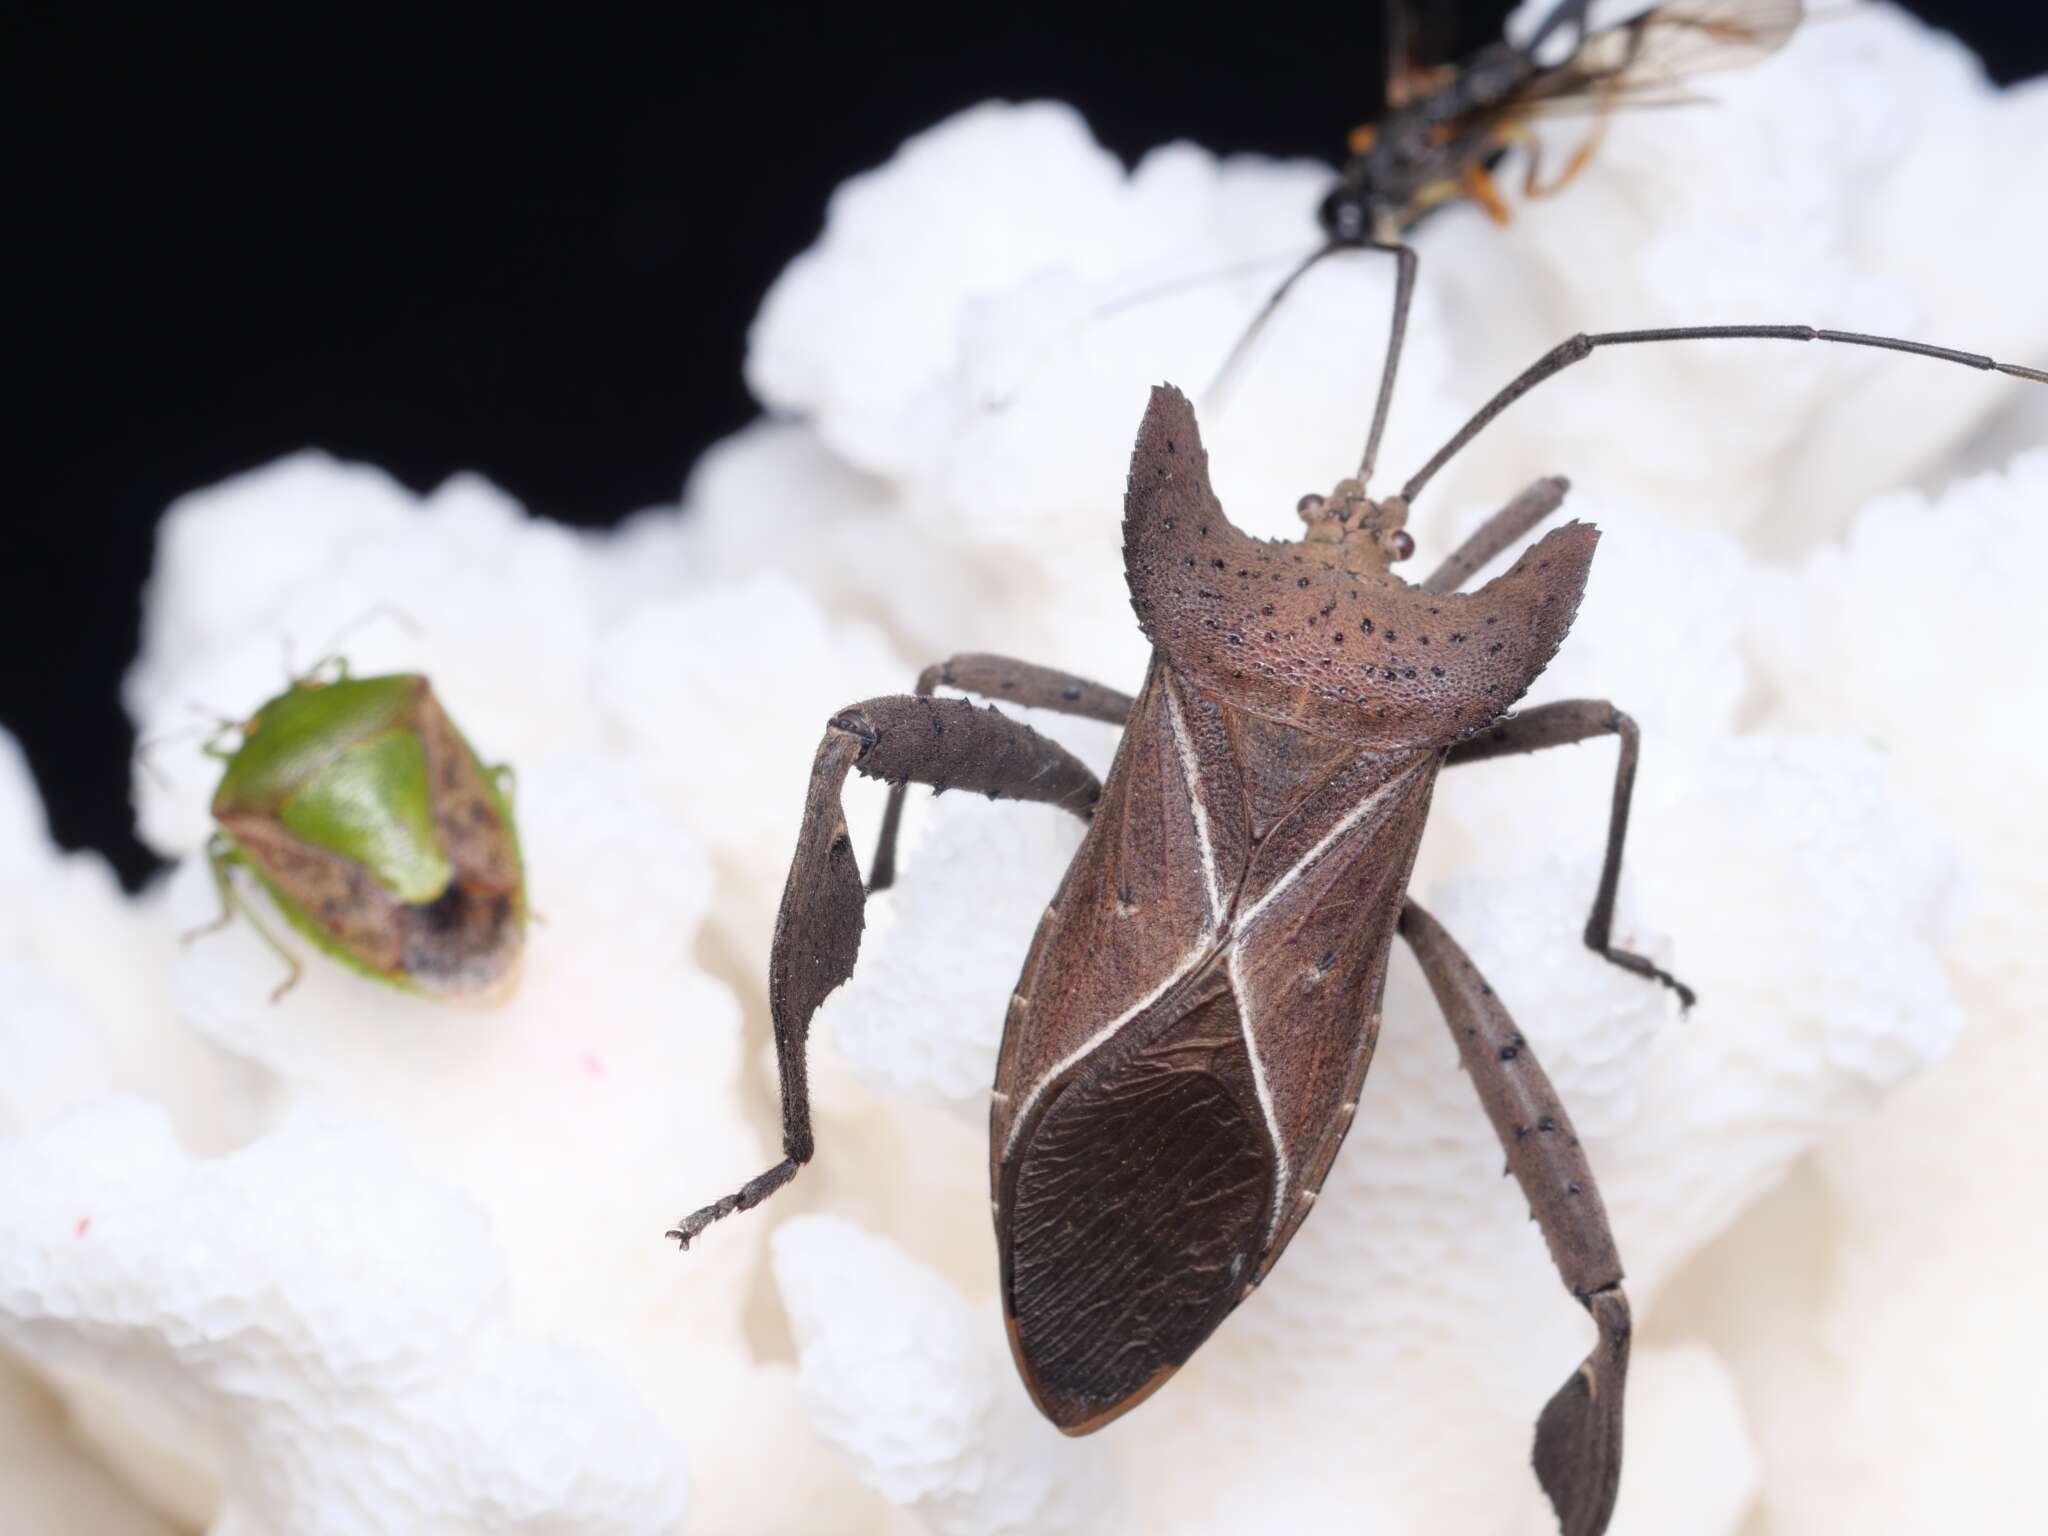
[1513,0,1803,113]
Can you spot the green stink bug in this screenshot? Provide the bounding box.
[191,666,526,1003]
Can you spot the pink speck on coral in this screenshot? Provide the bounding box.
[74,1217,92,1238]
[579,1050,606,1079]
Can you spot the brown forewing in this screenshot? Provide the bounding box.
[220,811,409,974]
[414,688,520,896]
[990,659,1245,1163]
[1227,749,1440,1269]
[402,687,523,995]
[994,657,1443,1423]
[1000,968,1274,1431]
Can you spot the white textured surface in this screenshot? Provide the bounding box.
[8,454,891,1530]
[0,1103,689,1536]
[1666,452,2048,1535]
[773,1216,1117,1536]
[0,1351,180,1536]
[1,5,2043,1532]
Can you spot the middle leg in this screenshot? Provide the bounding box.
[1446,700,1693,1007]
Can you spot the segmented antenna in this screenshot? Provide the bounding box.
[1399,325,2048,505]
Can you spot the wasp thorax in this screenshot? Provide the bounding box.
[1297,480,1413,567]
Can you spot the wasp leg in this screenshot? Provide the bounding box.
[187,833,304,1002]
[1522,98,1615,200]
[1418,476,1571,595]
[1399,899,1630,1536]
[669,694,1103,1250]
[869,654,1132,892]
[1459,161,1514,226]
[1445,700,1692,1007]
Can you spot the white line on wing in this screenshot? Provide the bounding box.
[1227,943,1290,1243]
[1163,680,1226,927]
[999,943,1211,1160]
[1234,761,1429,940]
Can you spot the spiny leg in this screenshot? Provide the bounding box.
[1399,899,1630,1536]
[1419,475,1570,595]
[669,693,1103,1249]
[1446,700,1692,1007]
[869,654,1132,892]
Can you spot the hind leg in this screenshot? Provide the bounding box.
[1446,700,1691,1006]
[1400,898,1630,1536]
[868,654,1132,890]
[670,692,1104,1247]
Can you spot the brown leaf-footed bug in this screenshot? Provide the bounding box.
[671,237,2045,1530]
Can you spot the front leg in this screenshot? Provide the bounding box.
[1399,900,1630,1536]
[1446,699,1693,1007]
[869,653,1133,890]
[668,693,1103,1248]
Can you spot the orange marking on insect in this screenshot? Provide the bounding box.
[1459,161,1513,226]
[1555,121,1607,193]
[1347,124,1378,155]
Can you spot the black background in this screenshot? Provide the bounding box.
[9,2,2044,888]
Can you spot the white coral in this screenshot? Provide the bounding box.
[0,1102,689,1536]
[2,4,2044,1533]
[772,1216,1117,1536]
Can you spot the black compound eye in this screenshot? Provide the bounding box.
[1317,188,1369,244]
